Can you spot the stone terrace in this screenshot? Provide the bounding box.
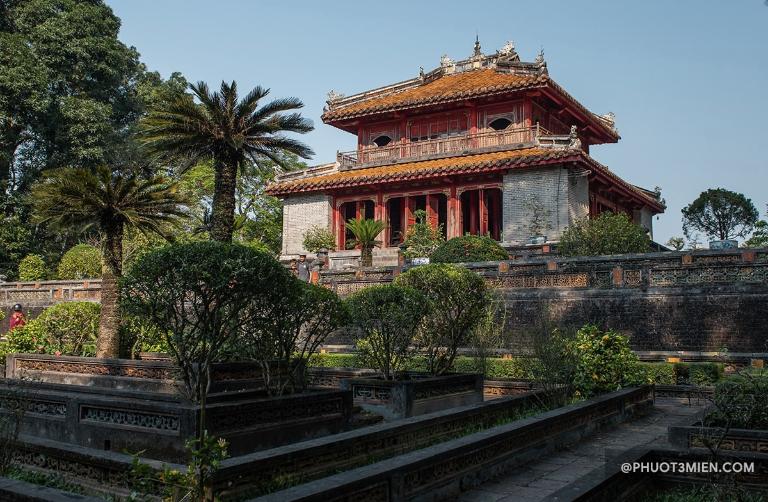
[459,398,707,501]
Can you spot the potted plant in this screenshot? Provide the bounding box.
[523,195,553,245]
[344,218,385,268]
[401,209,444,266]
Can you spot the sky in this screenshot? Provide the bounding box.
[107,0,768,245]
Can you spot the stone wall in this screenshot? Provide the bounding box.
[319,248,768,354]
[280,193,333,257]
[0,280,100,334]
[502,164,582,244]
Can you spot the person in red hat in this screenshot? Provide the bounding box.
[9,304,26,331]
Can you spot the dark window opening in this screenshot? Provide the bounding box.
[489,117,512,131]
[372,135,392,147]
[387,198,403,246]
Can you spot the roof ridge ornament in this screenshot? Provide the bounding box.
[325,90,344,110]
[569,125,582,150]
[473,35,483,58]
[535,47,548,75]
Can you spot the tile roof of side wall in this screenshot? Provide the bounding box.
[266,147,664,212]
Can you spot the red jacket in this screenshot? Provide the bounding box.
[9,312,26,331]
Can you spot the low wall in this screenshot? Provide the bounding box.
[320,248,768,353]
[0,280,101,334]
[256,386,654,502]
[0,374,352,463]
[0,476,102,502]
[669,422,768,453]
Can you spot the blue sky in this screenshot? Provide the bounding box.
[107,0,767,244]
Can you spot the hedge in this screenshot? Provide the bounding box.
[309,354,724,385]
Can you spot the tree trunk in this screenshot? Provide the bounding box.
[210,161,237,242]
[96,225,123,359]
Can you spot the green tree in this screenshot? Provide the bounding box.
[303,225,336,253]
[0,214,32,279]
[394,263,487,375]
[430,235,508,263]
[345,218,385,267]
[559,212,650,256]
[0,0,147,186]
[401,209,444,259]
[141,80,313,242]
[17,253,46,281]
[681,188,759,241]
[345,285,426,380]
[666,236,685,251]
[57,244,101,280]
[744,220,768,248]
[32,166,187,359]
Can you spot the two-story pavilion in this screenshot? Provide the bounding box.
[267,40,665,260]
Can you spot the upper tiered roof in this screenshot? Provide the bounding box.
[322,39,619,144]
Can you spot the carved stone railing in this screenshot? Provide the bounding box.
[319,248,768,296]
[0,279,101,306]
[336,126,550,169]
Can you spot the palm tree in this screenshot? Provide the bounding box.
[32,167,188,359]
[345,218,385,268]
[140,80,314,242]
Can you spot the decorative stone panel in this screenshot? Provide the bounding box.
[281,194,333,256]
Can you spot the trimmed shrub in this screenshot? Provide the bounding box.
[4,302,99,356]
[639,362,676,385]
[708,372,768,429]
[394,263,487,375]
[430,235,508,263]
[674,362,724,386]
[302,225,336,253]
[122,242,294,400]
[559,212,650,256]
[17,254,47,281]
[572,325,644,398]
[345,284,426,379]
[57,244,102,279]
[401,210,444,259]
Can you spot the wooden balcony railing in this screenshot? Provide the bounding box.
[337,126,550,169]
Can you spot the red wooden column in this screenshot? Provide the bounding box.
[375,192,386,247]
[402,195,414,237]
[334,200,345,250]
[426,194,439,229]
[479,189,488,236]
[468,190,479,235]
[469,105,478,148]
[448,187,460,239]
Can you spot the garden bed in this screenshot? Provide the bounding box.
[0,377,352,463]
[339,372,484,419]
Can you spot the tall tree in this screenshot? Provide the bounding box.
[682,188,759,242]
[0,0,146,187]
[31,166,187,358]
[140,80,313,242]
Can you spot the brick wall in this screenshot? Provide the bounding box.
[502,165,582,244]
[281,193,333,256]
[320,249,768,353]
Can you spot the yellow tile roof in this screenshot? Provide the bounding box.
[322,69,545,121]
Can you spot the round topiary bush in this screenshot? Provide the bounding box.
[57,244,102,279]
[394,263,487,375]
[430,235,508,263]
[18,254,47,281]
[5,301,100,356]
[345,284,426,379]
[559,212,650,256]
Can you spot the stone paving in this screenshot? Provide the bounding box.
[458,398,706,502]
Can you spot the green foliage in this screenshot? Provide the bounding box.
[239,280,349,395]
[17,254,46,281]
[707,371,768,430]
[121,241,294,401]
[401,210,444,259]
[665,237,686,251]
[639,362,676,385]
[141,80,313,242]
[5,302,100,356]
[430,235,508,263]
[395,263,487,375]
[682,188,759,241]
[129,433,228,501]
[303,225,336,253]
[559,212,651,256]
[0,215,33,279]
[345,218,385,267]
[119,315,168,360]
[0,0,153,179]
[345,285,426,379]
[56,244,102,279]
[571,325,644,398]
[673,362,724,385]
[744,220,768,248]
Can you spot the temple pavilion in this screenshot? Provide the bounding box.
[267,40,665,264]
